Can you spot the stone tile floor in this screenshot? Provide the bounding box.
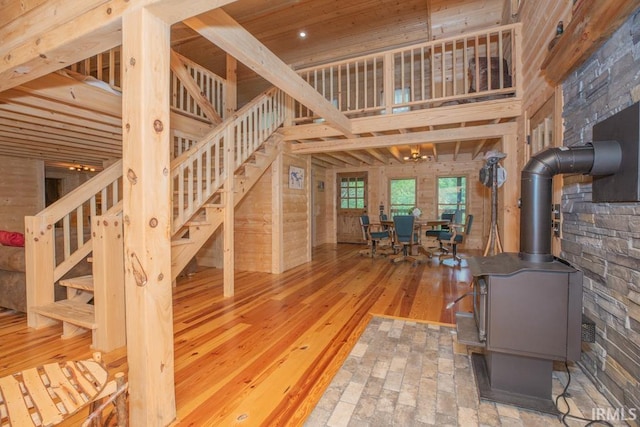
[305,316,625,427]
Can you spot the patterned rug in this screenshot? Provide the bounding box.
[305,316,621,426]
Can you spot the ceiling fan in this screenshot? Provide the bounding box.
[403,146,430,162]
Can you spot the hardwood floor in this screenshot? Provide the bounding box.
[0,243,476,426]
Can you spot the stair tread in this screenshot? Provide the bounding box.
[59,275,94,291]
[172,237,192,246]
[31,300,96,329]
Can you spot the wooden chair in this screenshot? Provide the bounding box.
[0,352,127,427]
[438,214,474,267]
[358,215,392,257]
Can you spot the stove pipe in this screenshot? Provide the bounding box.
[520,141,622,263]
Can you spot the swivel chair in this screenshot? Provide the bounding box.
[390,215,420,263]
[438,214,474,266]
[358,215,391,257]
[425,212,455,256]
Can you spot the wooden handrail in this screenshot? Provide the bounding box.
[170,87,286,233]
[37,160,122,224]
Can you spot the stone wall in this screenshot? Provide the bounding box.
[562,11,640,424]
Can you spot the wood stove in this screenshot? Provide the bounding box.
[458,253,583,413]
[456,102,640,413]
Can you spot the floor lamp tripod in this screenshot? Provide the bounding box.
[480,152,506,256]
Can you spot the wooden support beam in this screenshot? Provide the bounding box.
[0,0,238,92]
[92,213,126,352]
[501,133,519,252]
[223,125,235,296]
[291,122,517,154]
[541,0,640,85]
[146,0,238,23]
[184,9,354,138]
[365,148,388,164]
[282,98,521,141]
[271,153,284,273]
[312,154,348,167]
[387,146,403,162]
[170,50,222,125]
[431,143,438,162]
[121,8,175,426]
[225,54,238,117]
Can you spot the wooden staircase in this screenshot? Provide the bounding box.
[25,87,287,352]
[171,134,283,277]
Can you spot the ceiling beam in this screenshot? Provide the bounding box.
[16,72,121,118]
[291,122,517,154]
[365,148,388,164]
[343,150,375,165]
[313,154,350,167]
[282,97,521,141]
[0,103,122,134]
[311,157,335,169]
[183,9,354,138]
[325,152,361,166]
[0,0,238,92]
[387,146,403,162]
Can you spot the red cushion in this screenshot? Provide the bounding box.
[0,230,25,247]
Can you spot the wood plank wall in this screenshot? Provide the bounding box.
[0,156,44,233]
[197,151,312,273]
[518,0,573,115]
[431,0,504,38]
[318,159,489,250]
[234,164,274,272]
[282,153,311,271]
[506,0,573,253]
[312,167,330,247]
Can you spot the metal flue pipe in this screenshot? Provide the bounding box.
[519,141,622,263]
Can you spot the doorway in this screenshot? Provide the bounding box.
[336,172,367,243]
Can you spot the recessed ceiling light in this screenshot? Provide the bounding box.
[299,31,307,38]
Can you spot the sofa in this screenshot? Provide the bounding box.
[0,231,92,313]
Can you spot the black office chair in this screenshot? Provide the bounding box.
[358,215,391,257]
[425,212,455,256]
[390,215,420,263]
[438,214,474,266]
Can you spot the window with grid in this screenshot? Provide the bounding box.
[436,176,467,223]
[389,178,416,217]
[339,176,365,209]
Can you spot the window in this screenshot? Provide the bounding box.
[437,176,467,223]
[339,175,365,209]
[389,178,416,216]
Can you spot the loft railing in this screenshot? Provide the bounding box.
[295,23,521,122]
[69,48,226,122]
[170,87,286,233]
[170,51,226,122]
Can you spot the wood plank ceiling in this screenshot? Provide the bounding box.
[0,0,508,170]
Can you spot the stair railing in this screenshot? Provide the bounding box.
[69,47,226,122]
[170,87,286,233]
[25,160,123,283]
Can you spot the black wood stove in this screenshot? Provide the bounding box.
[457,102,640,413]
